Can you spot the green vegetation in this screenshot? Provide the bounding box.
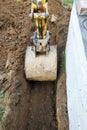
[62,0,73,6]
[0,92,5,98]
[0,92,5,122]
[17,0,23,2]
[60,51,66,69]
[0,108,5,121]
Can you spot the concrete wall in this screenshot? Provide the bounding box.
[66,3,87,130]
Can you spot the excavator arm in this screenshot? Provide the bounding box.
[25,0,57,81]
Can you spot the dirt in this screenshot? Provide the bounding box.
[0,0,70,130]
[28,81,57,130]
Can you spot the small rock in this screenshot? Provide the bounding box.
[51,14,57,23]
[0,73,6,81]
[8,92,21,106]
[7,26,17,36]
[7,70,15,81]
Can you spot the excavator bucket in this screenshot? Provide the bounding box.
[25,45,57,81]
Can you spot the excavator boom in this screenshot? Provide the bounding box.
[25,0,57,81]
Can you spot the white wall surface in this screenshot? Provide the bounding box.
[66,3,87,130]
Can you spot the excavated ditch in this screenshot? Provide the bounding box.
[0,0,70,130]
[27,81,57,130]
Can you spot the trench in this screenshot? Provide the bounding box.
[27,81,58,130]
[0,1,70,130]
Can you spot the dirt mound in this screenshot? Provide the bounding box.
[0,0,70,130]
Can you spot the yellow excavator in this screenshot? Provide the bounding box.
[25,0,57,81]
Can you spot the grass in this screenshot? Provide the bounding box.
[62,0,73,6]
[0,92,5,98]
[17,0,23,2]
[60,51,66,70]
[0,108,5,121]
[0,92,5,122]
